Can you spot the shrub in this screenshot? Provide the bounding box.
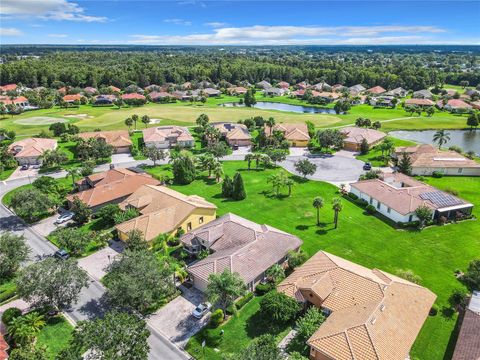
[432,171,444,178]
[429,304,439,316]
[365,205,376,214]
[396,269,422,284]
[0,284,17,303]
[356,198,368,208]
[236,292,254,310]
[444,188,459,196]
[1,307,22,325]
[287,249,308,269]
[209,309,224,328]
[260,291,300,324]
[347,192,358,200]
[255,282,274,295]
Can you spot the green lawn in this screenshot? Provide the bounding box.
[0,278,17,305]
[147,161,479,360]
[36,315,74,359]
[356,136,417,166]
[186,295,291,360]
[0,168,15,181]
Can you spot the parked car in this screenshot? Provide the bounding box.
[363,162,372,170]
[54,249,69,260]
[192,302,212,319]
[232,144,239,150]
[54,212,74,224]
[20,164,29,170]
[32,164,40,169]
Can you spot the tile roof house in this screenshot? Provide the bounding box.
[78,130,133,154]
[366,86,386,95]
[265,123,311,147]
[348,84,366,94]
[143,126,194,149]
[0,96,29,107]
[331,84,346,92]
[148,91,173,102]
[263,87,287,96]
[471,100,480,110]
[108,85,121,93]
[394,144,480,176]
[452,290,480,360]
[412,89,433,99]
[84,87,98,95]
[121,93,146,101]
[278,251,436,360]
[63,94,82,103]
[278,81,290,89]
[8,137,57,165]
[384,87,408,97]
[202,88,221,97]
[256,80,272,89]
[312,91,341,102]
[116,185,217,242]
[0,83,17,93]
[93,94,116,105]
[67,168,160,212]
[443,99,472,112]
[0,333,8,360]
[340,126,386,151]
[405,98,435,107]
[182,213,303,292]
[350,172,473,224]
[227,86,248,95]
[213,122,252,147]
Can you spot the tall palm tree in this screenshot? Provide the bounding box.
[125,117,133,130]
[312,197,324,226]
[332,197,343,229]
[433,130,451,149]
[141,115,150,128]
[8,312,45,346]
[266,117,276,135]
[285,178,294,197]
[131,114,139,130]
[244,153,253,170]
[213,162,224,183]
[66,168,79,188]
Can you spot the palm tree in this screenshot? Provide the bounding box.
[285,178,294,196]
[141,115,150,128]
[433,130,451,149]
[8,312,45,346]
[312,197,324,226]
[266,117,276,135]
[332,197,343,229]
[213,162,224,183]
[131,114,139,130]
[66,168,79,188]
[265,264,285,284]
[244,153,254,170]
[21,312,46,336]
[198,154,218,177]
[125,117,133,130]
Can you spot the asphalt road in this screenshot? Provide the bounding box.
[0,166,189,360]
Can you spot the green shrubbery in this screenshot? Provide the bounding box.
[432,171,444,178]
[1,307,22,325]
[209,309,224,328]
[255,282,274,295]
[366,205,376,214]
[235,292,254,310]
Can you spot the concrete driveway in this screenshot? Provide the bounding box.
[30,213,71,237]
[78,241,124,281]
[148,286,208,348]
[7,166,39,181]
[281,151,365,184]
[111,153,135,164]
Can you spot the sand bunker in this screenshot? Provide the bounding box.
[63,113,93,118]
[15,117,68,125]
[150,118,162,124]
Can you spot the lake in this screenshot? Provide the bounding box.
[219,101,339,114]
[390,130,480,153]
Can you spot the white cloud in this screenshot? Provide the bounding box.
[48,33,68,38]
[0,0,107,22]
[0,27,23,36]
[204,22,228,28]
[164,18,192,26]
[129,24,449,45]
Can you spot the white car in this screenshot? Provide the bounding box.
[192,302,212,319]
[54,212,74,224]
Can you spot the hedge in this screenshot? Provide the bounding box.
[235,292,254,310]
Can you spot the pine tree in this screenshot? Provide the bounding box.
[359,138,369,155]
[398,152,413,175]
[232,172,246,200]
[222,175,233,198]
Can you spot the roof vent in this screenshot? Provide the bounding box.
[370,317,377,325]
[380,305,386,312]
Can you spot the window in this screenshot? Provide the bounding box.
[458,168,463,174]
[387,207,391,214]
[409,215,413,222]
[199,216,204,224]
[377,201,381,210]
[187,222,192,231]
[369,197,373,205]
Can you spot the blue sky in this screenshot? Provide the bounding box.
[1,0,479,45]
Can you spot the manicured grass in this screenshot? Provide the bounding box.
[186,295,291,360]
[356,136,417,167]
[0,168,15,181]
[36,315,74,359]
[0,278,17,304]
[148,162,479,360]
[130,131,147,160]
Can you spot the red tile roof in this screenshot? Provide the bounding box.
[446,99,472,109]
[0,333,9,360]
[121,93,146,100]
[0,84,17,92]
[405,98,435,106]
[63,94,82,102]
[0,96,28,105]
[109,85,121,93]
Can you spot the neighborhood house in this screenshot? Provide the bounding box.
[394,144,480,176]
[213,122,252,147]
[182,213,302,292]
[350,172,473,224]
[340,126,386,151]
[278,251,436,360]
[67,168,160,212]
[78,130,133,154]
[116,185,217,242]
[8,137,57,165]
[143,126,194,149]
[452,290,480,360]
[265,123,310,147]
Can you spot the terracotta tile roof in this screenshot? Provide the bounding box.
[446,99,472,109]
[121,93,146,100]
[412,90,433,99]
[67,171,159,208]
[0,96,28,105]
[0,332,8,360]
[8,137,57,158]
[116,185,216,241]
[227,86,248,94]
[405,98,435,106]
[367,86,386,94]
[312,91,341,99]
[108,85,121,93]
[341,127,386,146]
[213,122,251,141]
[395,145,480,169]
[63,94,82,102]
[84,87,97,94]
[349,84,366,93]
[78,130,132,148]
[278,81,290,88]
[0,83,17,92]
[452,291,480,360]
[148,91,172,99]
[278,251,436,360]
[350,172,472,215]
[265,123,310,142]
[184,213,302,284]
[143,126,193,143]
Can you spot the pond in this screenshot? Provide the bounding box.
[219,101,339,114]
[390,130,480,153]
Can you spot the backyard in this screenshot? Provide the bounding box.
[145,161,479,360]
